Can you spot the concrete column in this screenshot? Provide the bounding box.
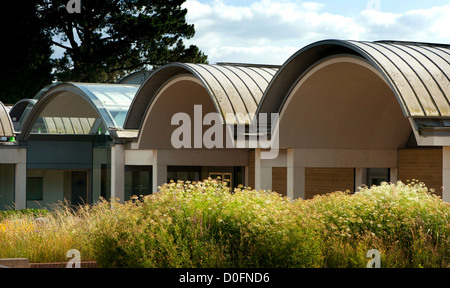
[287,148,305,200]
[153,164,167,193]
[390,168,398,184]
[354,168,364,192]
[442,147,450,202]
[152,150,167,193]
[14,148,27,210]
[254,149,272,191]
[244,165,249,187]
[111,144,125,203]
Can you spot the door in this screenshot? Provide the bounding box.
[71,171,88,206]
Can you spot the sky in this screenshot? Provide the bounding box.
[182,0,450,65]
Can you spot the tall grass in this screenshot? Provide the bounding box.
[84,181,322,268]
[0,180,448,267]
[0,205,93,263]
[304,181,449,267]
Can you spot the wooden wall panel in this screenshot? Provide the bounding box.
[248,150,255,189]
[305,168,354,200]
[398,148,443,197]
[272,167,287,197]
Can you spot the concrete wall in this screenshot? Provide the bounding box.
[278,57,412,150]
[0,147,27,210]
[27,170,66,209]
[0,164,15,210]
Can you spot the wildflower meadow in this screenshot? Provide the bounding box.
[0,180,448,268]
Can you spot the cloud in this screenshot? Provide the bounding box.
[183,0,450,65]
[359,4,450,42]
[208,45,299,65]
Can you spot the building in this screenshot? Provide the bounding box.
[254,40,450,202]
[0,39,449,210]
[0,101,26,210]
[16,83,140,209]
[121,62,278,200]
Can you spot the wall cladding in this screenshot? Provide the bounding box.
[272,167,287,197]
[398,148,443,197]
[305,168,354,200]
[248,150,255,189]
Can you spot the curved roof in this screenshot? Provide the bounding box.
[19,83,139,141]
[258,39,450,118]
[118,71,152,85]
[0,101,14,138]
[124,63,278,128]
[9,98,37,131]
[10,99,35,122]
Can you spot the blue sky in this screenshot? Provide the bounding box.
[219,0,449,15]
[182,0,450,64]
[299,0,450,15]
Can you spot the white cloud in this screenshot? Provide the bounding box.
[301,2,325,12]
[359,10,401,28]
[359,4,450,42]
[183,0,450,65]
[210,45,299,65]
[403,5,450,41]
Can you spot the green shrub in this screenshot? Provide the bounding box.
[0,209,49,221]
[304,181,450,268]
[0,180,448,268]
[86,180,322,268]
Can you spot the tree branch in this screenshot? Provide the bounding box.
[74,25,84,45]
[63,22,79,51]
[107,62,154,73]
[51,40,72,51]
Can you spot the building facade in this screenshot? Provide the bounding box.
[0,39,449,210]
[254,40,450,202]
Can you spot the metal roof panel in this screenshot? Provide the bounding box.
[125,63,278,128]
[0,102,14,138]
[258,39,450,119]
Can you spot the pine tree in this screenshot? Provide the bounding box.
[0,1,54,104]
[39,0,208,83]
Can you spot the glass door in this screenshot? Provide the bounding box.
[71,171,88,206]
[209,172,232,187]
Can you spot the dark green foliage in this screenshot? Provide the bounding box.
[39,0,208,82]
[2,181,447,267]
[0,209,50,221]
[0,1,54,104]
[1,0,207,104]
[86,180,449,268]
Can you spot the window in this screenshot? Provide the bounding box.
[167,166,201,183]
[125,166,152,200]
[209,172,232,186]
[367,168,390,187]
[27,177,43,201]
